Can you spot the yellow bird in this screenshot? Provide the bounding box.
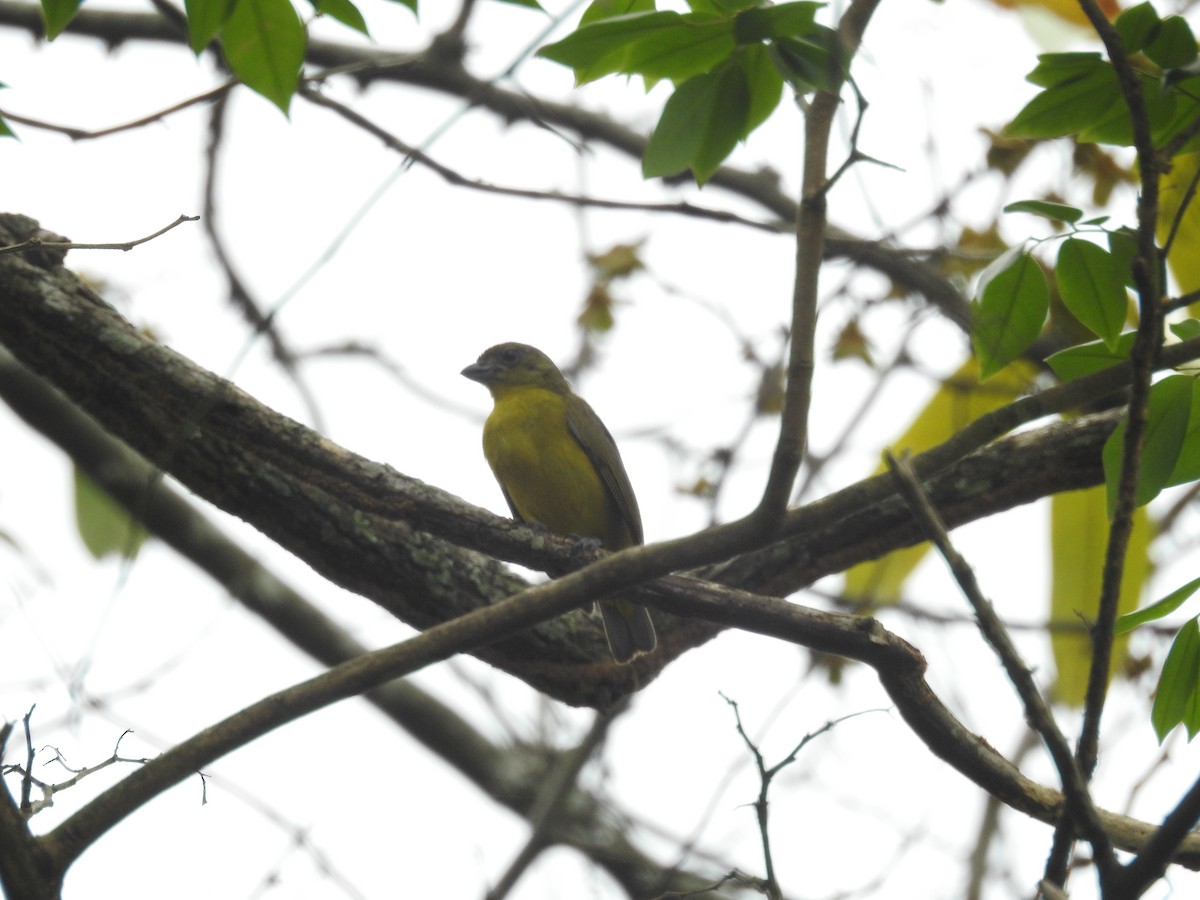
[462,343,657,663]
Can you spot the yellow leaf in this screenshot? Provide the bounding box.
[74,466,147,560]
[844,357,1039,603]
[1158,150,1200,301]
[985,0,1120,28]
[1050,486,1151,706]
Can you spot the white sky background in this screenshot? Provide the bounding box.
[1,0,1198,898]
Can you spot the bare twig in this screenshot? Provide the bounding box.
[721,693,883,900]
[884,451,1118,877]
[756,0,884,520]
[0,214,197,256]
[0,81,234,140]
[484,703,624,900]
[298,86,784,233]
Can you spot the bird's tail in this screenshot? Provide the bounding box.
[599,600,657,663]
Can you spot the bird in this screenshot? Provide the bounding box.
[462,342,657,663]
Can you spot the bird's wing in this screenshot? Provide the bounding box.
[566,398,644,546]
[498,485,524,522]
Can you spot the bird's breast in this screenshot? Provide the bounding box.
[482,388,614,542]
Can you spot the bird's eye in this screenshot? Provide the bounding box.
[500,347,522,365]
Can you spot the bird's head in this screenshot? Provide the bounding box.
[462,343,571,395]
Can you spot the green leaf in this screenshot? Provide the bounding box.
[1008,57,1125,140]
[737,43,784,138]
[537,11,735,85]
[40,0,82,40]
[972,250,1049,379]
[1108,227,1138,288]
[385,0,417,11]
[733,1,820,43]
[1152,617,1200,741]
[0,82,14,140]
[74,468,147,560]
[1114,2,1159,53]
[1056,238,1128,348]
[643,63,749,183]
[1171,319,1200,341]
[1102,373,1194,513]
[1003,199,1084,223]
[1024,52,1105,87]
[1145,16,1198,70]
[769,25,843,94]
[223,0,306,114]
[184,0,236,52]
[1045,332,1135,381]
[1117,576,1200,634]
[312,0,370,35]
[580,0,655,26]
[492,0,543,8]
[1167,375,1200,485]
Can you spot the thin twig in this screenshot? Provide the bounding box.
[298,86,785,233]
[0,80,235,141]
[0,214,198,256]
[1066,3,1166,892]
[884,451,1118,876]
[484,703,625,900]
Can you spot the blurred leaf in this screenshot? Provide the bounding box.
[1102,373,1194,514]
[754,362,785,415]
[1074,143,1135,208]
[1158,151,1200,302]
[831,318,874,365]
[588,241,645,280]
[1151,617,1200,741]
[1167,377,1200,486]
[1107,227,1139,290]
[1145,15,1198,70]
[643,63,749,183]
[578,284,616,333]
[580,0,655,25]
[1008,55,1123,140]
[1114,3,1159,52]
[1051,487,1150,706]
[738,44,784,137]
[769,25,843,94]
[941,225,1007,283]
[74,467,148,560]
[312,0,370,34]
[972,250,1049,378]
[493,0,543,8]
[538,11,734,85]
[1004,199,1084,223]
[983,128,1034,176]
[0,83,14,140]
[985,0,1119,28]
[1056,238,1128,348]
[733,1,820,43]
[1117,576,1200,634]
[1173,319,1200,341]
[223,0,306,114]
[843,358,1038,603]
[1045,331,1135,381]
[40,0,81,40]
[184,0,236,52]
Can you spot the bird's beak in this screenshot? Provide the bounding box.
[461,362,494,384]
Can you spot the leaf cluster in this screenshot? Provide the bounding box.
[969,0,1200,743]
[31,0,414,115]
[538,0,846,183]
